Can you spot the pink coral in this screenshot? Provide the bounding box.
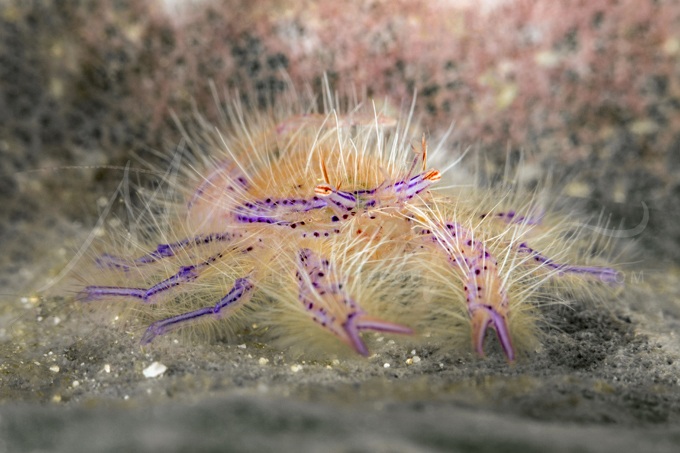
[4,0,677,262]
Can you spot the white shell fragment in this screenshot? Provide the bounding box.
[143,361,167,378]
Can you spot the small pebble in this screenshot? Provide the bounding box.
[143,361,167,378]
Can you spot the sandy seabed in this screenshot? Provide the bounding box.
[1,160,680,453]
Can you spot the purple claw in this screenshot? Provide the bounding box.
[83,265,200,304]
[518,242,622,285]
[470,304,515,362]
[296,248,412,356]
[81,285,147,301]
[96,233,239,269]
[141,307,214,344]
[141,276,254,344]
[343,314,415,357]
[342,313,370,357]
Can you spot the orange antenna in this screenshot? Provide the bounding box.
[314,184,333,196]
[423,169,441,182]
[409,133,428,171]
[320,159,331,185]
[315,158,336,197]
[421,134,428,171]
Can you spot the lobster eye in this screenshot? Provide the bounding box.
[314,184,334,196]
[424,170,441,182]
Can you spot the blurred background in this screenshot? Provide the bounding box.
[2,1,679,299]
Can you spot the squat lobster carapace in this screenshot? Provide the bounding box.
[77,90,621,361]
